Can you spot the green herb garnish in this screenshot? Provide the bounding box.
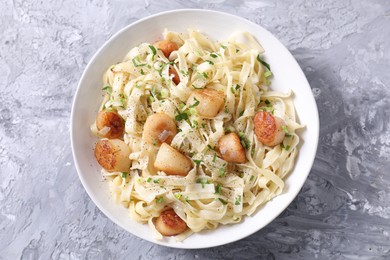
[147,177,152,183]
[238,132,250,149]
[190,97,200,108]
[153,179,160,184]
[191,84,202,89]
[206,60,214,65]
[149,45,157,60]
[264,71,272,77]
[175,112,188,121]
[215,183,222,194]
[193,159,202,165]
[218,166,226,177]
[121,172,128,178]
[250,175,254,181]
[132,56,146,67]
[257,54,271,71]
[235,195,242,205]
[156,197,164,203]
[196,178,210,188]
[102,85,112,95]
[218,198,228,205]
[210,53,218,58]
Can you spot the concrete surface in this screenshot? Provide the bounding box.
[0,0,389,259]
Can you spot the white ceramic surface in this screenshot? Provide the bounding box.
[71,9,319,249]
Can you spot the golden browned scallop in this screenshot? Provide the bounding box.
[154,143,192,176]
[155,209,187,236]
[218,132,246,163]
[94,139,131,172]
[155,40,178,59]
[169,67,180,85]
[254,111,286,147]
[96,110,125,139]
[143,113,177,145]
[187,88,224,118]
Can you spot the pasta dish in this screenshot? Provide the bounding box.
[91,29,303,240]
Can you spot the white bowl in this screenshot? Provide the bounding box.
[71,9,319,249]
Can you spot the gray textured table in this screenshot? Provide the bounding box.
[1,0,389,259]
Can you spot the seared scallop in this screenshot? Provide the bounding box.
[169,67,180,85]
[218,132,246,163]
[143,113,177,145]
[187,88,224,118]
[94,139,131,172]
[155,40,178,59]
[96,110,125,139]
[154,143,192,176]
[155,209,187,236]
[254,111,286,147]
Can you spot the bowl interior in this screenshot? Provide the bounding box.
[71,9,319,249]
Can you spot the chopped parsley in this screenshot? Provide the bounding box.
[175,112,188,121]
[147,177,152,183]
[260,106,274,114]
[282,125,292,137]
[191,84,202,89]
[206,60,214,65]
[213,152,217,163]
[207,144,215,150]
[156,197,164,203]
[153,179,160,184]
[215,183,222,194]
[235,195,242,205]
[193,159,202,165]
[174,193,182,200]
[285,145,291,151]
[148,45,157,60]
[265,99,271,105]
[121,172,128,178]
[218,198,228,205]
[238,132,250,150]
[132,56,146,67]
[264,71,272,77]
[250,175,255,182]
[202,72,209,79]
[190,97,200,108]
[140,68,145,75]
[102,85,112,95]
[256,54,271,71]
[180,70,189,77]
[218,166,226,177]
[220,44,227,49]
[239,110,244,117]
[148,96,155,104]
[210,53,218,58]
[236,49,240,53]
[196,178,210,188]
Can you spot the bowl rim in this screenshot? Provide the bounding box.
[70,8,319,249]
